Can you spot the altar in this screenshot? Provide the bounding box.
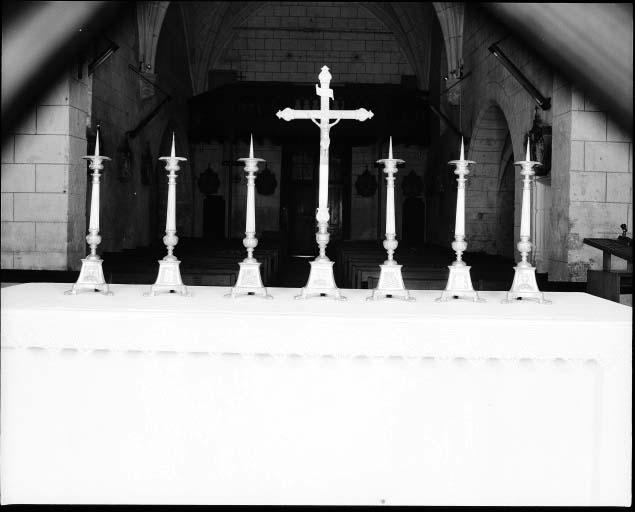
[1,283,631,506]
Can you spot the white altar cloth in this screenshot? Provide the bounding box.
[1,283,631,506]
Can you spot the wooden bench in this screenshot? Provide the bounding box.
[583,237,632,304]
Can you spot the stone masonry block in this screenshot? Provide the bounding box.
[39,76,70,106]
[14,134,69,164]
[584,141,630,173]
[1,193,13,221]
[1,252,13,268]
[1,221,36,251]
[607,118,631,142]
[13,108,37,134]
[570,111,606,141]
[35,222,68,251]
[1,164,36,192]
[36,105,70,135]
[569,172,606,202]
[570,141,584,171]
[14,193,68,222]
[1,137,15,164]
[13,251,67,270]
[70,106,87,138]
[571,86,584,111]
[606,173,632,203]
[35,164,68,192]
[569,201,628,238]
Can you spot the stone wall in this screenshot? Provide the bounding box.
[214,1,414,84]
[552,76,633,280]
[1,71,89,270]
[459,4,554,265]
[93,2,194,253]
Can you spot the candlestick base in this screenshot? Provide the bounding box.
[502,263,551,304]
[295,258,346,300]
[367,262,414,301]
[436,264,484,302]
[65,257,112,295]
[146,258,189,296]
[226,260,272,299]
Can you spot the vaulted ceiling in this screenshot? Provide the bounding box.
[138,1,465,95]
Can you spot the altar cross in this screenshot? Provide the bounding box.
[277,66,373,260]
[277,66,373,300]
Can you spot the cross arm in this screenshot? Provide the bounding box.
[276,107,374,122]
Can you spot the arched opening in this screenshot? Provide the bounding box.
[466,104,514,258]
[496,134,515,259]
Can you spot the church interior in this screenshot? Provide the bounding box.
[1,3,633,506]
[1,2,633,296]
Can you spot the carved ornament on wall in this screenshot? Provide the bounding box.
[354,166,378,197]
[197,164,220,196]
[116,136,133,183]
[255,163,277,196]
[402,169,423,198]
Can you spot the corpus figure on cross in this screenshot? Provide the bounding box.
[277,66,374,299]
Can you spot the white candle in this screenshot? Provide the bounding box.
[246,135,256,234]
[94,128,100,157]
[386,137,395,236]
[520,140,532,240]
[455,137,466,239]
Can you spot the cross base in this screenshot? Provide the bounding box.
[436,264,484,302]
[225,260,272,299]
[502,263,551,304]
[146,258,189,297]
[367,263,414,301]
[65,257,112,296]
[295,259,346,300]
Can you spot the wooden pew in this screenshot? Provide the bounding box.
[583,237,632,304]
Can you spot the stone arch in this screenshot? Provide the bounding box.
[465,101,515,256]
[140,1,460,95]
[432,2,464,79]
[192,1,434,93]
[137,1,169,73]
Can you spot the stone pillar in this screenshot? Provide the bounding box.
[550,73,632,281]
[1,69,89,271]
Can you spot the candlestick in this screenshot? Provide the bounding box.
[226,135,272,299]
[66,128,112,295]
[503,140,550,303]
[437,137,483,302]
[147,132,189,296]
[368,138,413,301]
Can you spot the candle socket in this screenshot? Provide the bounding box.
[66,152,112,295]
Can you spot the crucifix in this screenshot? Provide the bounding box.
[277,66,374,299]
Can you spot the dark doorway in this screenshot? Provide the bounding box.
[496,154,515,259]
[402,197,426,247]
[281,143,351,256]
[202,196,226,241]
